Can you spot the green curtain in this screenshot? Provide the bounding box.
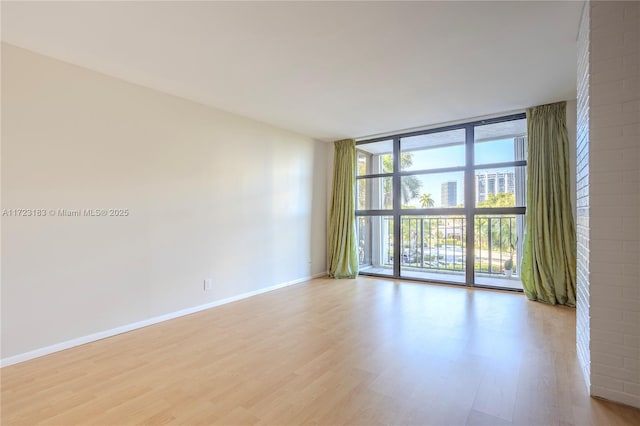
[328,139,359,279]
[521,102,577,306]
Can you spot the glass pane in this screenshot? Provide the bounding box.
[400,215,466,284]
[474,119,527,165]
[400,172,464,209]
[357,177,393,210]
[357,140,393,176]
[358,216,394,276]
[474,214,524,290]
[474,166,526,208]
[400,129,466,171]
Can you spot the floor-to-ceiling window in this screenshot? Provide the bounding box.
[356,114,526,290]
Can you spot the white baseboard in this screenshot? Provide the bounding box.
[0,272,328,368]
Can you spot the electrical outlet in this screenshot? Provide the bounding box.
[204,279,212,291]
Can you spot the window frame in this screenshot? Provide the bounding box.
[355,112,527,289]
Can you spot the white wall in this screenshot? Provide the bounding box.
[577,0,640,408]
[1,44,328,360]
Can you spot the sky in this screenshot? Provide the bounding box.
[405,138,516,207]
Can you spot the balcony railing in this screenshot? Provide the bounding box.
[360,215,524,276]
[398,216,466,272]
[394,216,520,276]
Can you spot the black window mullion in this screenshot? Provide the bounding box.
[473,160,527,170]
[465,125,475,287]
[473,207,526,215]
[356,173,394,180]
[356,210,393,216]
[401,208,465,216]
[393,137,401,278]
[399,165,467,177]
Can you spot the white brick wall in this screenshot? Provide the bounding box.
[576,0,591,393]
[577,0,640,408]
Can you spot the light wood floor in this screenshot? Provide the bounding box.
[2,277,639,425]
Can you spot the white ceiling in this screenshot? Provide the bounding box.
[1,1,582,141]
